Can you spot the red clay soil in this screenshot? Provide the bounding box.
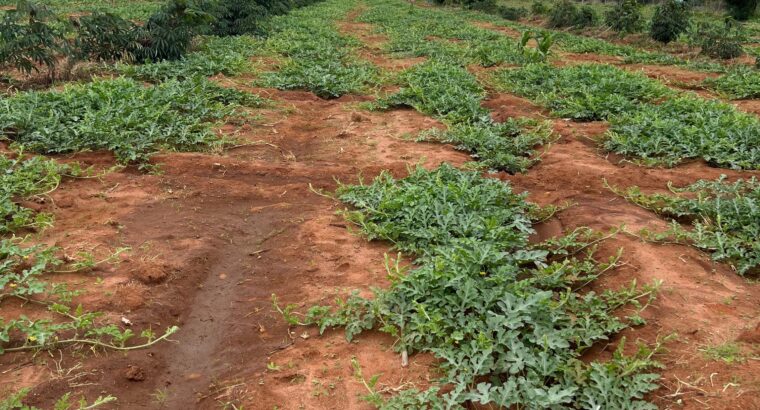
[2,9,760,410]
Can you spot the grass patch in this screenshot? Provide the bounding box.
[277,164,663,408]
[491,63,672,120]
[259,0,378,98]
[700,342,746,364]
[604,96,760,169]
[0,77,264,167]
[615,176,760,275]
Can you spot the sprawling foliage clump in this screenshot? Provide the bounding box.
[0,153,64,234]
[604,96,760,169]
[547,28,724,71]
[423,119,551,172]
[260,0,377,98]
[281,165,662,408]
[650,0,689,43]
[619,177,760,275]
[492,63,672,120]
[605,0,644,34]
[208,0,323,36]
[376,60,489,124]
[119,35,261,81]
[531,0,550,15]
[358,0,550,172]
[498,5,527,20]
[0,77,264,165]
[358,0,541,67]
[704,66,760,99]
[375,60,548,172]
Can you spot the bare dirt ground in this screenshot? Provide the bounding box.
[1,5,759,410]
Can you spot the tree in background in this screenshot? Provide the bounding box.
[650,0,690,43]
[725,0,758,20]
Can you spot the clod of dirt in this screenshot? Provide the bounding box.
[132,262,172,284]
[125,365,145,382]
[738,323,760,344]
[350,112,365,122]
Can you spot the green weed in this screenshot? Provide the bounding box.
[700,342,746,364]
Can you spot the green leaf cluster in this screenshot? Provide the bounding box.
[492,63,672,121]
[259,0,378,98]
[620,176,760,275]
[604,96,760,169]
[289,165,661,408]
[704,65,760,99]
[0,76,264,166]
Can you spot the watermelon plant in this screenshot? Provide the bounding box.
[604,96,760,169]
[703,65,760,99]
[0,77,264,167]
[259,0,378,98]
[492,63,672,121]
[119,35,262,81]
[614,176,760,275]
[276,165,664,408]
[358,0,535,66]
[0,152,63,234]
[374,60,549,172]
[0,151,179,356]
